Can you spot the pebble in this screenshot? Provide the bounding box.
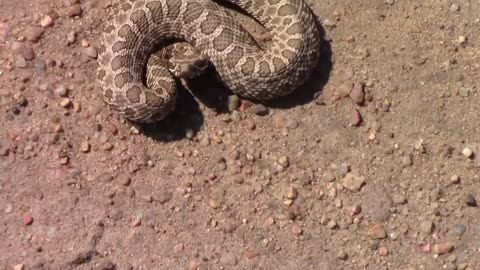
[227,95,240,112]
[85,47,98,59]
[0,23,9,43]
[21,47,34,60]
[462,148,473,158]
[391,193,407,205]
[13,264,24,270]
[350,108,362,126]
[79,141,90,153]
[341,173,365,192]
[73,101,81,112]
[63,30,76,43]
[278,156,290,168]
[348,204,362,216]
[60,98,71,108]
[55,85,68,97]
[337,250,348,260]
[385,0,394,4]
[117,173,131,186]
[326,219,338,229]
[433,242,453,255]
[244,250,258,260]
[251,104,269,116]
[401,155,412,167]
[22,214,33,225]
[349,82,365,104]
[102,142,113,151]
[68,4,83,17]
[291,224,303,235]
[450,175,460,185]
[336,81,353,97]
[465,194,477,207]
[25,27,44,42]
[0,139,10,156]
[450,3,460,12]
[323,171,335,182]
[378,246,388,256]
[286,186,298,199]
[40,15,54,27]
[367,224,387,239]
[173,243,184,253]
[452,224,466,237]
[419,220,434,234]
[15,56,27,68]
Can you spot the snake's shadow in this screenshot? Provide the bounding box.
[142,6,332,142]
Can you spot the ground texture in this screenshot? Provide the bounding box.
[1,0,480,269]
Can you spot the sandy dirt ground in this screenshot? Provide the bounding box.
[1,0,480,269]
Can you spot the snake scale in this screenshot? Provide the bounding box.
[97,0,321,123]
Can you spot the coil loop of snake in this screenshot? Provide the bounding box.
[97,0,322,123]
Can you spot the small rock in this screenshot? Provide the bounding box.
[244,250,258,260]
[391,194,407,205]
[102,142,114,151]
[450,3,460,12]
[60,98,71,108]
[323,171,336,182]
[68,4,83,17]
[367,224,387,239]
[26,27,44,42]
[13,264,24,270]
[227,95,240,112]
[378,246,388,256]
[337,250,348,260]
[459,87,470,97]
[452,224,466,237]
[348,204,362,216]
[336,81,353,97]
[401,155,412,167]
[131,218,141,227]
[349,82,365,104]
[250,104,269,116]
[450,175,460,185]
[462,148,473,158]
[341,173,365,192]
[0,139,10,156]
[117,173,131,186]
[433,242,453,255]
[40,15,54,27]
[419,220,434,234]
[15,56,27,68]
[21,47,35,60]
[55,85,68,97]
[0,23,9,43]
[278,156,289,168]
[350,108,362,126]
[291,224,303,235]
[326,219,338,229]
[22,214,33,225]
[173,243,184,253]
[79,141,90,153]
[73,101,81,112]
[67,31,76,44]
[286,186,298,199]
[85,47,98,59]
[466,194,477,207]
[209,198,221,209]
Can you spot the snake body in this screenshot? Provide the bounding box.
[97,0,321,122]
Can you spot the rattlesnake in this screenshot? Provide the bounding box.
[97,0,321,123]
